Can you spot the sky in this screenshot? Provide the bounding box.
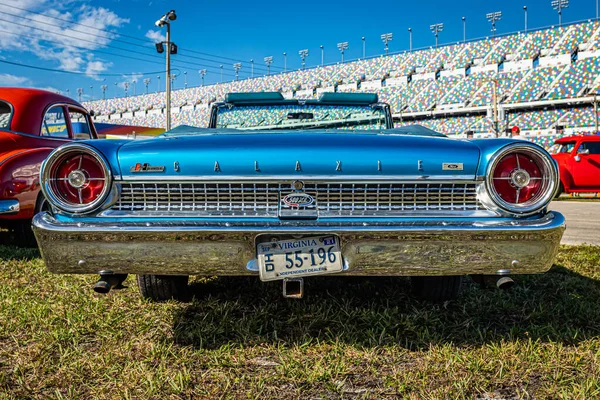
[0,0,597,100]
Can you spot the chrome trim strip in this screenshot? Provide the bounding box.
[118,175,477,181]
[0,199,19,215]
[33,211,565,276]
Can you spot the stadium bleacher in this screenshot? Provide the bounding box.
[85,20,600,149]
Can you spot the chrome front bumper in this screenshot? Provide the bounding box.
[33,211,565,277]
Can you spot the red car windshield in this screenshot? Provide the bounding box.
[0,101,12,130]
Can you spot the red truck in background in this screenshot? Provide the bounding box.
[0,88,98,244]
[552,135,600,195]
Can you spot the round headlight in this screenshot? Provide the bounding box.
[41,143,112,213]
[485,143,558,215]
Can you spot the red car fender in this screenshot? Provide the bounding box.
[0,147,54,220]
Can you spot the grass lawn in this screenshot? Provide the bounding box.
[1,242,600,399]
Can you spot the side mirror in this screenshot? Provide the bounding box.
[577,148,590,155]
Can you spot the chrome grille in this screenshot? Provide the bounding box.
[110,182,486,217]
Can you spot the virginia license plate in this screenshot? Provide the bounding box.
[257,235,343,281]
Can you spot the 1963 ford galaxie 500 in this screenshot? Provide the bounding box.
[33,92,565,301]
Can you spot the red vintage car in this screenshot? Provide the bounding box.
[552,135,600,195]
[0,88,98,243]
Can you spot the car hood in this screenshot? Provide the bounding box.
[116,132,481,179]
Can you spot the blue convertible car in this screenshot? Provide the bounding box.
[33,92,565,301]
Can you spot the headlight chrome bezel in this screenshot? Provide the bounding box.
[482,142,559,217]
[40,143,113,214]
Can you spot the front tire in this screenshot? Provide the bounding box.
[411,276,462,301]
[136,275,189,302]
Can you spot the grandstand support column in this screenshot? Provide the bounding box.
[166,22,171,131]
[595,93,599,134]
[492,79,500,138]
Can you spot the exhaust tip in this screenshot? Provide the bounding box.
[93,280,112,294]
[496,276,515,290]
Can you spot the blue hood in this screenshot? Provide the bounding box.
[116,131,480,179]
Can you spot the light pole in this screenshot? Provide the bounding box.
[101,84,107,100]
[320,45,324,66]
[65,88,70,98]
[524,6,528,32]
[132,80,136,96]
[430,23,444,48]
[486,11,502,37]
[250,59,254,78]
[90,85,93,101]
[156,75,160,93]
[184,71,187,89]
[171,74,176,90]
[361,37,365,58]
[264,56,273,75]
[155,9,177,131]
[283,52,287,73]
[199,69,206,86]
[220,65,223,82]
[462,17,466,42]
[408,28,413,51]
[144,78,151,94]
[124,82,129,98]
[113,82,117,98]
[551,0,569,25]
[298,50,308,70]
[337,42,348,63]
[381,33,392,56]
[233,63,242,81]
[76,88,83,102]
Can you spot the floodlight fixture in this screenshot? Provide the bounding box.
[486,11,502,36]
[336,42,348,63]
[430,23,444,47]
[551,0,569,25]
[381,33,393,56]
[264,56,274,75]
[233,62,242,81]
[298,49,309,69]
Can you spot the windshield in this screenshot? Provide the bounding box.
[215,104,388,131]
[550,142,576,154]
[0,101,12,129]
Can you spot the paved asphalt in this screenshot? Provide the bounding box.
[549,201,600,245]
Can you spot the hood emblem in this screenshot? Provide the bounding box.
[282,193,314,207]
[442,163,464,171]
[130,163,165,173]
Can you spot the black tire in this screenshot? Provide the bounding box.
[136,274,189,302]
[554,182,564,199]
[12,194,50,247]
[411,276,462,301]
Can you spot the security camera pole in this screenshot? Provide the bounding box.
[155,10,177,131]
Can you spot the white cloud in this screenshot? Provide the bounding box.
[0,1,130,78]
[145,30,165,43]
[0,73,32,86]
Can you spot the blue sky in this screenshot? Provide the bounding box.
[0,0,597,100]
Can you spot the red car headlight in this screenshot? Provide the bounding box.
[485,143,558,215]
[41,144,112,213]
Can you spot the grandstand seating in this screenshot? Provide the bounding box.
[85,20,600,143]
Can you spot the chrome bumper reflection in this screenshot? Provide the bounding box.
[0,199,19,215]
[32,212,565,277]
